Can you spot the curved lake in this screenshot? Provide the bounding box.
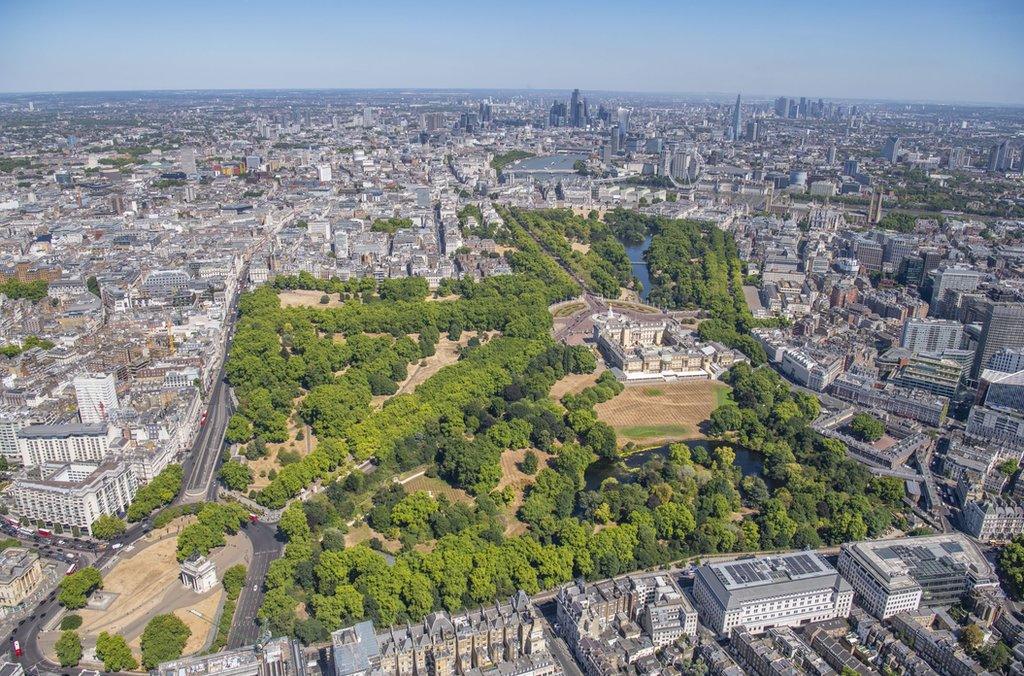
[583,439,774,491]
[624,235,653,301]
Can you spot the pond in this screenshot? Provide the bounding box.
[624,235,653,301]
[583,439,775,492]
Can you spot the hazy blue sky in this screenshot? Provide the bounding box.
[2,0,1022,104]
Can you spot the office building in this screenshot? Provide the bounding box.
[774,96,790,118]
[900,318,964,354]
[317,163,333,183]
[892,354,963,398]
[867,189,883,224]
[0,410,42,465]
[972,300,1024,379]
[154,637,307,676]
[987,140,1011,172]
[692,552,853,636]
[960,497,1024,541]
[928,265,983,317]
[837,534,996,619]
[881,135,901,163]
[948,146,967,170]
[4,460,138,536]
[981,368,1024,413]
[779,348,843,391]
[830,370,949,427]
[73,373,119,424]
[17,423,118,467]
[988,348,1024,374]
[180,147,197,176]
[0,548,42,607]
[965,404,1024,447]
[731,94,742,142]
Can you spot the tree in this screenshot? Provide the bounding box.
[176,522,224,561]
[59,614,82,630]
[222,564,247,600]
[998,459,1019,476]
[959,623,983,652]
[86,276,100,297]
[90,514,126,540]
[225,414,254,445]
[141,614,191,669]
[56,630,82,667]
[520,450,539,475]
[219,461,253,491]
[127,464,183,521]
[978,641,1011,671]
[849,413,885,442]
[295,618,330,645]
[59,567,102,609]
[96,631,138,672]
[999,534,1024,600]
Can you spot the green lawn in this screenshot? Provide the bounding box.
[619,424,689,440]
[642,387,665,397]
[714,384,732,406]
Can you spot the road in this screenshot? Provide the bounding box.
[182,374,233,501]
[13,256,267,672]
[227,522,282,648]
[182,264,247,502]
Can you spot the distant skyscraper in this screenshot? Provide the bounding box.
[616,107,630,141]
[973,300,1024,379]
[948,147,967,170]
[774,96,789,118]
[421,112,444,132]
[361,107,375,127]
[867,189,884,224]
[843,159,859,177]
[74,373,119,424]
[317,163,332,183]
[180,147,197,176]
[549,101,567,127]
[570,89,581,127]
[827,145,837,165]
[478,100,493,124]
[731,94,742,142]
[745,120,758,142]
[987,140,1010,172]
[881,135,901,163]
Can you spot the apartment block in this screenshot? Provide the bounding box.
[4,460,138,535]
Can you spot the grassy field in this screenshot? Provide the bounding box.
[595,379,731,446]
[278,289,343,307]
[402,474,474,504]
[552,302,586,318]
[619,423,689,440]
[497,448,552,536]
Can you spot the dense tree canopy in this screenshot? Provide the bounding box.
[141,614,191,669]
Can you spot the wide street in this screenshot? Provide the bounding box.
[227,523,281,648]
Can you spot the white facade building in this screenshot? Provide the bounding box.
[17,423,118,467]
[73,373,119,424]
[692,552,853,636]
[4,460,138,535]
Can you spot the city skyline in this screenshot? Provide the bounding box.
[1,0,1023,105]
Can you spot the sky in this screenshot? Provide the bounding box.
[1,0,1023,105]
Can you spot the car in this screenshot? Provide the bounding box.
[252,584,258,592]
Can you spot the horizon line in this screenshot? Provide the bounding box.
[1,86,1022,110]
